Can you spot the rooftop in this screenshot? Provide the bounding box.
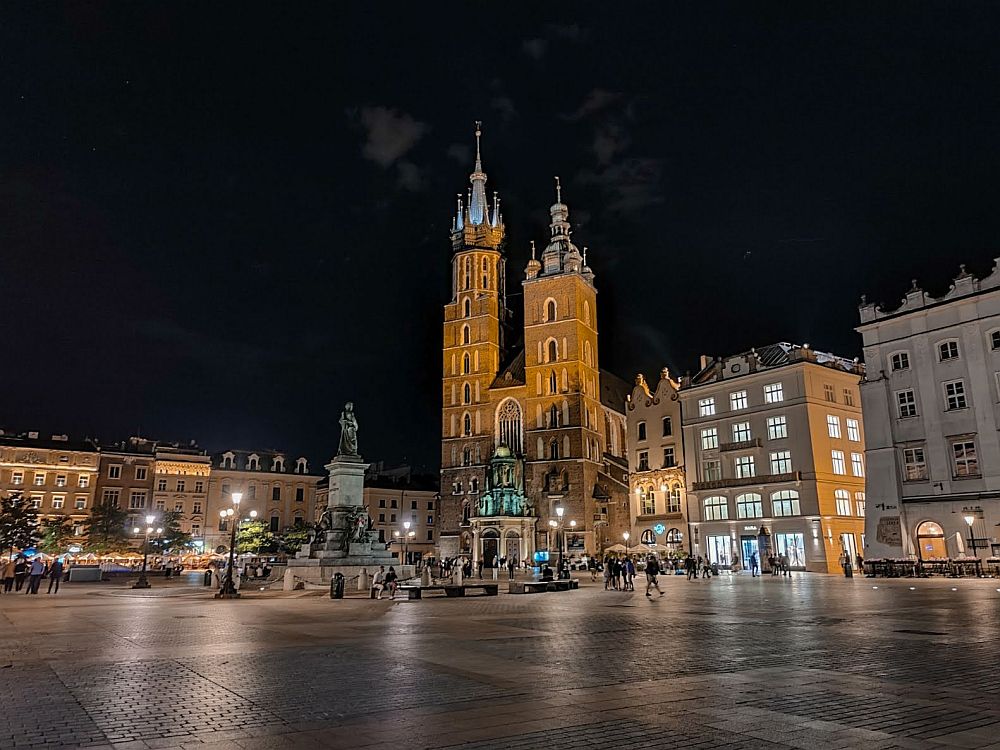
[683,342,863,388]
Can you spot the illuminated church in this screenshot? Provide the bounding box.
[439,124,630,565]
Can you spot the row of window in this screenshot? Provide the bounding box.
[902,439,980,481]
[220,484,306,502]
[635,416,672,441]
[699,450,863,481]
[26,494,89,510]
[698,383,783,416]
[636,445,676,471]
[375,512,435,526]
[889,335,998,374]
[895,379,976,417]
[376,498,435,510]
[702,489,865,520]
[9,471,92,487]
[218,454,308,472]
[636,484,683,515]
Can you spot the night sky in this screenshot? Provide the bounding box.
[3,4,1000,470]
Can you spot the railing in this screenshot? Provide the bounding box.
[719,438,761,452]
[692,471,800,491]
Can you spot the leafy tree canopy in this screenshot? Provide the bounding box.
[83,500,132,553]
[0,492,41,555]
[38,515,75,554]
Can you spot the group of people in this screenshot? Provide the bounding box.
[596,555,638,591]
[745,552,793,577]
[1,555,67,595]
[371,565,399,599]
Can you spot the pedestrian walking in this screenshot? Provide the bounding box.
[1,557,15,593]
[624,557,636,591]
[780,553,790,577]
[47,558,65,594]
[701,556,712,579]
[26,557,45,594]
[645,555,664,598]
[685,553,696,581]
[750,552,759,577]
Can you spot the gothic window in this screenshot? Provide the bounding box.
[583,300,591,326]
[546,298,557,321]
[561,368,568,391]
[463,352,470,374]
[549,404,559,428]
[463,257,471,290]
[495,398,524,455]
[463,413,472,436]
[463,382,471,404]
[583,341,593,367]
[550,439,560,460]
[462,502,471,523]
[563,435,570,458]
[462,447,471,466]
[463,298,471,317]
[536,437,544,459]
[549,370,557,394]
[547,339,558,362]
[482,257,489,288]
[462,325,470,344]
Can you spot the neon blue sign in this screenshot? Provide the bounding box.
[653,523,666,535]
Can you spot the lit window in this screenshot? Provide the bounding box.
[767,416,787,440]
[667,485,682,512]
[701,428,718,450]
[135,467,147,481]
[897,390,917,418]
[771,490,800,517]
[770,450,792,474]
[77,474,89,488]
[55,474,67,487]
[763,383,783,403]
[823,384,836,402]
[827,415,841,439]
[734,455,755,478]
[831,450,846,475]
[33,473,46,486]
[662,416,672,436]
[637,421,647,441]
[903,447,927,480]
[736,493,762,519]
[663,446,676,467]
[52,496,64,509]
[952,440,979,478]
[855,492,866,517]
[835,489,851,516]
[731,422,751,442]
[703,496,728,521]
[846,418,860,442]
[890,352,910,371]
[851,452,865,477]
[730,391,748,411]
[640,487,655,515]
[108,465,122,479]
[637,451,649,471]
[698,397,716,416]
[944,380,967,410]
[938,340,960,361]
[701,460,721,482]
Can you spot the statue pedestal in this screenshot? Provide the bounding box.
[284,452,412,589]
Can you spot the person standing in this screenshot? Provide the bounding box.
[47,558,65,594]
[685,553,696,581]
[507,556,516,581]
[645,555,664,598]
[1,557,15,593]
[624,557,635,591]
[750,552,759,577]
[779,553,790,577]
[13,557,28,592]
[26,557,45,594]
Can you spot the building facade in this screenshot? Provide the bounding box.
[95,438,157,534]
[625,369,687,552]
[679,344,867,573]
[205,449,320,553]
[439,126,630,565]
[362,480,438,564]
[858,262,1000,560]
[0,432,100,540]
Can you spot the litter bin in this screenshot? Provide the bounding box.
[331,572,345,599]
[203,569,213,587]
[843,561,854,578]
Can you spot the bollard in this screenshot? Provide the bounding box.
[203,569,213,587]
[358,568,370,591]
[421,566,432,586]
[331,572,345,599]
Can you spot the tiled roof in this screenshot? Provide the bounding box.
[599,369,630,413]
[491,348,526,388]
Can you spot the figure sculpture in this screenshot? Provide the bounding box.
[338,401,359,456]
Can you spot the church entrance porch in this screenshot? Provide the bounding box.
[470,517,536,568]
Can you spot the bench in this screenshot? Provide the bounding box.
[508,578,580,594]
[398,584,498,599]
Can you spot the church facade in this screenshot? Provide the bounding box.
[439,126,630,565]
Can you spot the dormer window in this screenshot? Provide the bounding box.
[221,452,235,469]
[272,456,285,472]
[295,457,308,474]
[247,454,260,471]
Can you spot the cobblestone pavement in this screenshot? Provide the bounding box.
[1,573,999,749]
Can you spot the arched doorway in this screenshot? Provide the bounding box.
[916,520,947,559]
[481,529,500,567]
[460,532,472,554]
[665,528,683,552]
[504,530,521,564]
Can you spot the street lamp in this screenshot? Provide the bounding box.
[964,510,981,559]
[216,492,243,599]
[623,531,630,549]
[132,514,161,589]
[403,521,411,565]
[554,505,567,575]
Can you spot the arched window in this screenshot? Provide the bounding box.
[736,493,762,518]
[462,325,470,344]
[703,496,729,521]
[583,341,593,367]
[462,502,471,523]
[463,382,471,404]
[482,257,489,288]
[247,454,260,471]
[495,398,524,455]
[463,298,471,317]
[463,257,471,290]
[536,437,544,459]
[271,456,285,473]
[771,490,800,517]
[549,404,559,427]
[583,300,591,326]
[665,528,683,548]
[463,412,472,436]
[546,298,557,321]
[561,368,568,391]
[295,457,307,474]
[463,352,470,374]
[641,486,655,515]
[547,339,558,362]
[550,439,560,460]
[668,484,682,512]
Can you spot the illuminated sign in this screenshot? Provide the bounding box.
[653,523,666,535]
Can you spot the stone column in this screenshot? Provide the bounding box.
[324,454,370,550]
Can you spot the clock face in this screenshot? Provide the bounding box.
[731,363,741,373]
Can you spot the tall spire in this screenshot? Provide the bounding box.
[468,121,489,225]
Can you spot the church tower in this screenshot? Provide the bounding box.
[440,124,507,530]
[522,178,605,539]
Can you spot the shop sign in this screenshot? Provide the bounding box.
[653,523,666,535]
[876,516,902,546]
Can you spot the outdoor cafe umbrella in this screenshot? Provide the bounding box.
[605,544,627,552]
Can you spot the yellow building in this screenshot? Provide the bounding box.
[153,447,211,540]
[679,344,867,573]
[0,432,100,541]
[439,125,630,565]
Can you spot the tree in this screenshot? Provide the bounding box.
[150,510,193,555]
[236,520,276,555]
[278,522,310,555]
[0,492,41,556]
[84,500,132,553]
[38,515,75,554]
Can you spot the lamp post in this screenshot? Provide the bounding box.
[623,531,630,550]
[555,505,565,574]
[216,492,243,599]
[132,514,160,589]
[964,510,982,559]
[403,521,411,565]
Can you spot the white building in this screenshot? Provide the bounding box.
[858,262,1000,560]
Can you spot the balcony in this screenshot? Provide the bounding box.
[719,438,761,452]
[692,471,800,492]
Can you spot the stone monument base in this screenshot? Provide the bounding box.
[283,557,415,590]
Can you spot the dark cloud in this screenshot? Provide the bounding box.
[547,23,586,41]
[563,88,623,122]
[446,143,472,164]
[490,96,517,121]
[396,160,425,192]
[576,157,665,216]
[351,106,428,167]
[522,38,547,59]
